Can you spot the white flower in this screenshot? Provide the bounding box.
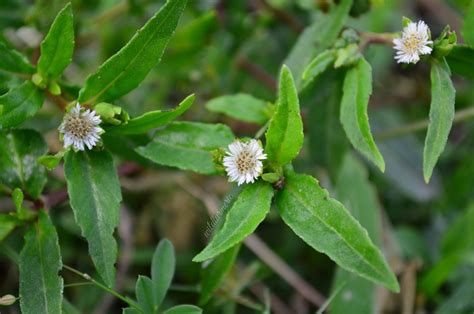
[393,20,433,64]
[59,104,102,151]
[223,139,267,185]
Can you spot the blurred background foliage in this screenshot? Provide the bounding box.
[0,0,473,313]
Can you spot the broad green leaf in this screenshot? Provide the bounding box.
[64,150,121,287]
[78,0,187,104]
[152,239,175,309]
[340,57,385,172]
[423,58,455,183]
[37,3,74,80]
[193,181,274,262]
[446,45,474,80]
[0,81,44,128]
[462,1,474,47]
[0,129,47,199]
[19,210,63,314]
[301,50,336,87]
[0,41,35,75]
[136,122,234,174]
[163,305,202,314]
[206,93,270,125]
[107,94,194,135]
[199,244,240,305]
[331,154,383,314]
[0,214,17,242]
[284,0,352,89]
[276,171,399,292]
[265,65,303,167]
[136,276,154,313]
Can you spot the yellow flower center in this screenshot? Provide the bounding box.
[404,34,423,54]
[63,116,93,139]
[236,151,256,173]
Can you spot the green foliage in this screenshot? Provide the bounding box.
[19,211,63,314]
[340,57,385,172]
[206,93,271,125]
[0,81,44,128]
[0,129,47,199]
[193,181,274,262]
[446,45,474,80]
[151,239,175,309]
[462,1,474,47]
[64,150,121,287]
[78,0,188,104]
[265,65,303,168]
[0,41,35,75]
[136,122,234,174]
[276,170,399,292]
[107,94,195,134]
[302,50,336,87]
[37,3,74,81]
[163,305,202,314]
[0,214,17,242]
[423,58,455,183]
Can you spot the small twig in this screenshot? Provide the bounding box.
[375,106,474,141]
[92,1,129,26]
[236,56,277,92]
[359,32,395,52]
[252,0,304,33]
[215,289,264,311]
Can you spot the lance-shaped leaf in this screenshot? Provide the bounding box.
[20,210,63,314]
[302,50,336,88]
[64,150,122,287]
[136,276,154,313]
[152,239,175,309]
[340,57,385,172]
[0,129,47,199]
[0,41,35,75]
[107,94,194,135]
[265,65,303,167]
[193,181,274,262]
[78,0,187,104]
[206,93,270,125]
[136,122,234,174]
[331,154,383,313]
[0,81,44,128]
[37,3,74,80]
[276,170,399,292]
[423,58,455,183]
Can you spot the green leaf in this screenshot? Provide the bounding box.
[19,210,63,314]
[193,181,274,262]
[265,65,303,167]
[423,58,456,183]
[64,150,121,287]
[205,93,270,125]
[0,81,44,128]
[163,305,202,314]
[0,41,35,75]
[136,122,234,174]
[37,3,74,80]
[436,280,474,314]
[284,0,352,89]
[152,239,175,309]
[340,57,385,172]
[442,204,474,256]
[302,50,335,87]
[446,45,474,80]
[106,94,194,135]
[276,170,399,292]
[462,1,474,47]
[0,214,17,242]
[78,0,187,104]
[136,276,154,313]
[199,244,240,305]
[330,153,383,313]
[0,129,47,199]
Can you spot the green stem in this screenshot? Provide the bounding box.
[255,120,270,139]
[375,106,474,141]
[63,265,142,312]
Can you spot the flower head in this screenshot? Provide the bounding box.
[59,104,102,151]
[393,20,433,64]
[223,139,267,185]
